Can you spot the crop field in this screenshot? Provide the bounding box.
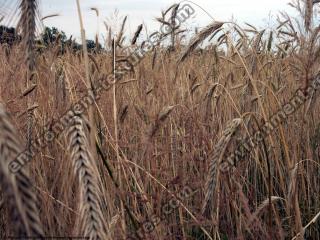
[0,0,320,239]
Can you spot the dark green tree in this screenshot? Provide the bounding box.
[41,27,67,46]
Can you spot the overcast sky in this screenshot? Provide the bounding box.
[1,0,294,41]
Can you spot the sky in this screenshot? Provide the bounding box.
[1,0,295,42]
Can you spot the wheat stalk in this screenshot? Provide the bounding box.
[178,21,224,63]
[18,0,38,72]
[115,16,127,48]
[147,105,175,139]
[170,4,179,50]
[288,164,299,206]
[305,0,313,31]
[90,8,100,50]
[202,118,242,215]
[0,105,43,237]
[18,0,39,186]
[40,14,60,21]
[253,196,284,217]
[67,115,108,240]
[131,24,143,45]
[75,0,97,173]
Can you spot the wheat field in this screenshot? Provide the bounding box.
[0,0,320,239]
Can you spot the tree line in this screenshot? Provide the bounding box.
[0,25,101,53]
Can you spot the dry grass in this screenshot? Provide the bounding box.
[0,0,320,239]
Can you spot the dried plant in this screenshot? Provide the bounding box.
[17,1,39,195]
[18,0,38,72]
[0,1,320,239]
[67,115,108,240]
[147,105,175,139]
[178,21,224,63]
[131,24,143,45]
[202,118,242,215]
[115,16,127,48]
[0,105,43,237]
[305,0,313,31]
[40,14,60,21]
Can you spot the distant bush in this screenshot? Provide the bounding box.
[0,25,101,53]
[0,25,20,46]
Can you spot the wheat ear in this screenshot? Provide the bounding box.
[202,118,242,215]
[305,0,313,31]
[0,105,43,237]
[16,2,42,234]
[115,16,127,47]
[178,21,224,64]
[131,24,143,45]
[18,1,39,186]
[67,115,108,240]
[18,0,38,72]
